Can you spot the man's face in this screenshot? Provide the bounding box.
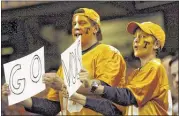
[133,29,156,58]
[171,60,178,92]
[72,15,95,46]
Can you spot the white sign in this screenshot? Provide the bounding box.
[61,37,82,97]
[3,47,46,106]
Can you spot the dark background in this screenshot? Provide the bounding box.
[1,1,179,115]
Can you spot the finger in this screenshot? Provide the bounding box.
[62,89,68,97]
[42,79,51,84]
[2,83,9,89]
[2,85,9,92]
[43,73,57,81]
[79,71,88,76]
[79,73,88,77]
[43,81,53,86]
[42,76,49,82]
[66,91,69,96]
[80,80,85,84]
[43,77,53,83]
[79,75,89,80]
[4,86,10,91]
[62,86,66,92]
[63,88,68,94]
[62,84,67,89]
[80,79,87,84]
[80,79,88,85]
[63,94,69,98]
[79,75,88,79]
[44,73,56,77]
[2,92,9,96]
[2,90,10,96]
[79,70,88,74]
[42,74,50,81]
[3,83,9,87]
[43,74,55,80]
[80,68,88,72]
[2,92,8,96]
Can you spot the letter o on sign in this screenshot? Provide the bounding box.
[30,55,42,83]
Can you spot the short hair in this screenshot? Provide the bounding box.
[74,8,85,14]
[169,54,178,66]
[73,9,96,26]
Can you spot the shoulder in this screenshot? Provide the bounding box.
[97,44,121,54]
[148,58,165,71]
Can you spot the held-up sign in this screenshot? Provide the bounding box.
[61,36,82,97]
[61,36,83,114]
[3,47,45,106]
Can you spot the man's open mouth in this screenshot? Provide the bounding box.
[74,33,82,38]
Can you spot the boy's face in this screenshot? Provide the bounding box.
[133,29,156,58]
[72,15,95,46]
[170,60,179,93]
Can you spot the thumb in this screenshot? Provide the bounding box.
[81,67,87,72]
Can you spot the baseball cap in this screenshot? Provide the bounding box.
[73,8,102,41]
[127,21,165,49]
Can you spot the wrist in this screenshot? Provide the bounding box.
[90,81,99,93]
[96,85,104,94]
[70,92,78,100]
[90,81,104,95]
[19,98,32,109]
[70,93,87,106]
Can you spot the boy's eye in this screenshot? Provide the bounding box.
[140,35,145,38]
[142,35,146,38]
[72,22,76,26]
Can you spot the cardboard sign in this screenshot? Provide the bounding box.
[3,47,45,106]
[61,36,82,97]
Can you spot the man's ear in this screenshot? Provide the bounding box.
[154,40,160,50]
[93,24,99,34]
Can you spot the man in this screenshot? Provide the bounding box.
[2,8,126,115]
[169,54,178,115]
[65,21,173,115]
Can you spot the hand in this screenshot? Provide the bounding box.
[61,84,69,98]
[42,73,64,91]
[2,83,10,103]
[61,85,78,100]
[2,83,10,96]
[2,83,32,108]
[79,68,91,88]
[61,84,79,99]
[61,84,86,106]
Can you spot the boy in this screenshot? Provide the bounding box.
[65,22,173,115]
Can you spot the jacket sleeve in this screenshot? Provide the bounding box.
[25,97,61,116]
[84,97,122,115]
[101,86,137,106]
